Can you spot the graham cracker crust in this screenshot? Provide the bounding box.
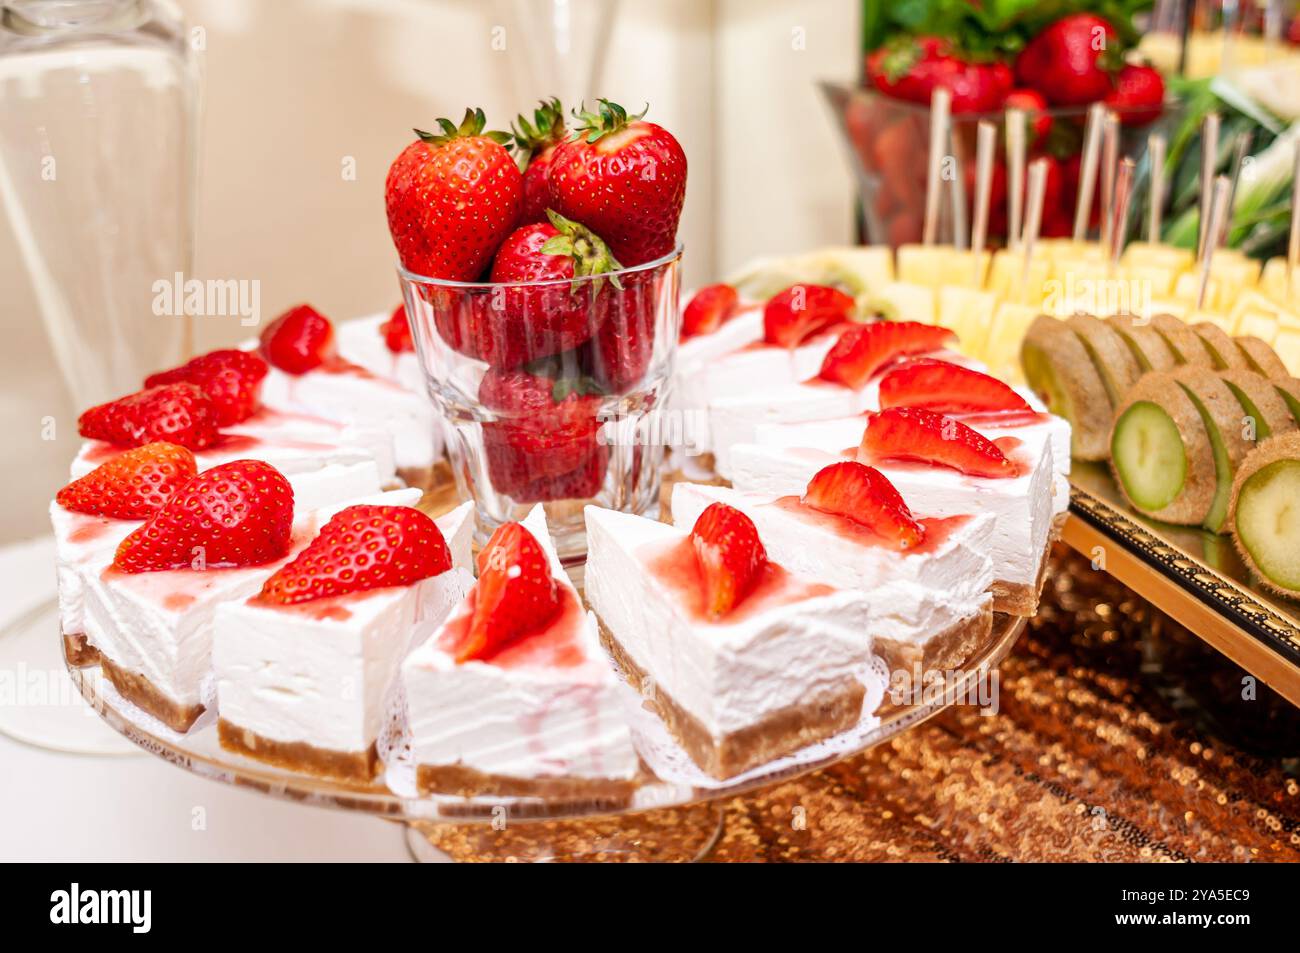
[598,625,865,781]
[415,761,638,805]
[874,606,993,675]
[218,718,380,783]
[991,536,1056,617]
[98,654,205,733]
[62,631,101,668]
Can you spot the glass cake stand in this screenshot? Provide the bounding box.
[63,611,1026,862]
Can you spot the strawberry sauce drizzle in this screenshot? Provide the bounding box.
[642,536,834,624]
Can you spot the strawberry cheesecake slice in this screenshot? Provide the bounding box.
[584,502,876,780]
[213,501,474,782]
[402,505,639,799]
[670,284,858,457]
[670,462,995,670]
[52,443,198,667]
[255,304,442,488]
[706,321,963,476]
[730,407,1060,616]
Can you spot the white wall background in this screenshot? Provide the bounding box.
[0,0,857,540]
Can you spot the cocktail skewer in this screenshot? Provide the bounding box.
[1100,111,1120,246]
[1147,132,1166,244]
[1197,112,1221,261]
[1073,103,1105,241]
[923,87,951,246]
[1020,156,1048,299]
[971,120,996,285]
[1110,158,1135,272]
[1005,108,1026,250]
[1197,175,1232,310]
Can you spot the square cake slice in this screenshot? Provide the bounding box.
[584,505,875,781]
[403,505,640,800]
[212,502,475,781]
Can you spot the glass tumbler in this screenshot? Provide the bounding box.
[401,246,682,561]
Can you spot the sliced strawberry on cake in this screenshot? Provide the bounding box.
[145,348,269,426]
[52,442,198,666]
[707,321,970,477]
[584,502,875,780]
[670,463,995,671]
[401,506,639,798]
[256,304,441,487]
[670,284,857,459]
[728,407,1060,616]
[213,500,474,781]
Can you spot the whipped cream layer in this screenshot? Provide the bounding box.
[336,313,426,394]
[213,501,474,756]
[403,506,639,784]
[670,482,993,648]
[259,350,439,476]
[50,502,139,636]
[584,506,874,740]
[728,432,1058,590]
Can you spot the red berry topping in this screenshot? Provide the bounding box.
[259,505,450,605]
[380,304,415,353]
[681,283,740,339]
[78,383,220,451]
[113,460,295,572]
[457,522,562,663]
[690,502,768,619]
[56,442,197,520]
[818,321,957,390]
[802,461,924,550]
[259,304,336,375]
[145,348,268,426]
[877,359,1032,414]
[860,407,1015,479]
[763,284,855,347]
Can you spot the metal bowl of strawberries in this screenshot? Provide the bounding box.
[385,100,688,560]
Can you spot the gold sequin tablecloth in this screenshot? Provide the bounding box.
[706,545,1300,862]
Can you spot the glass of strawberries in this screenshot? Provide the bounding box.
[389,100,687,560]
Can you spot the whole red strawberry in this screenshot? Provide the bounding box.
[57,442,197,520]
[145,349,268,426]
[380,303,414,353]
[468,210,622,367]
[385,107,522,281]
[1104,64,1164,126]
[258,505,450,604]
[867,37,1012,113]
[511,98,567,226]
[479,367,607,502]
[548,100,686,266]
[113,460,294,572]
[457,522,562,662]
[259,304,336,374]
[79,383,219,450]
[587,271,658,393]
[1015,14,1118,106]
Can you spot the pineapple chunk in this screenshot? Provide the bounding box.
[1260,258,1300,308]
[1228,290,1299,333]
[1235,310,1280,345]
[987,249,1052,308]
[984,301,1041,384]
[936,285,997,359]
[1274,328,1300,375]
[1122,241,1194,273]
[874,281,936,324]
[896,245,961,287]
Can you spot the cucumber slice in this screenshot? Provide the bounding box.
[1111,401,1186,510]
[1068,314,1141,405]
[1219,370,1297,444]
[1021,315,1113,461]
[1109,372,1215,525]
[1230,432,1300,595]
[1171,369,1251,533]
[1106,314,1177,372]
[1192,323,1247,370]
[1236,336,1290,378]
[1150,314,1214,367]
